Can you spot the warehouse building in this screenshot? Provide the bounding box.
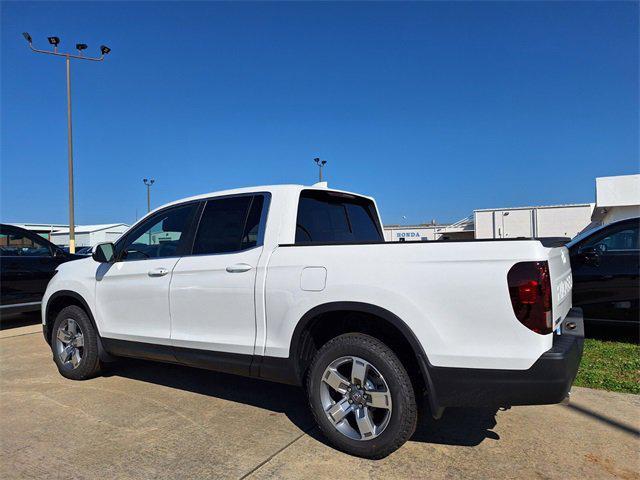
[7,223,67,241]
[49,224,129,247]
[473,203,594,240]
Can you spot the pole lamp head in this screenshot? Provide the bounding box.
[314,157,320,166]
[47,36,60,46]
[22,32,32,44]
[76,43,88,52]
[321,160,327,166]
[100,45,111,55]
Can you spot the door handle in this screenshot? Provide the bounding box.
[148,267,169,277]
[226,263,253,273]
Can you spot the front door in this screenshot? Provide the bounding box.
[571,220,640,323]
[170,194,268,372]
[95,203,198,345]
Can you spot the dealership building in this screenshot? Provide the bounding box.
[383,174,639,242]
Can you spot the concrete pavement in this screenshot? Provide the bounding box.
[0,326,638,480]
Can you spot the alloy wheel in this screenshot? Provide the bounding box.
[54,318,84,370]
[320,356,392,441]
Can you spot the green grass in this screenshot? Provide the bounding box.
[574,338,640,394]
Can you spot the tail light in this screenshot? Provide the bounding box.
[507,261,553,334]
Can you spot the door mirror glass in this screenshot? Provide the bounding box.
[93,242,116,263]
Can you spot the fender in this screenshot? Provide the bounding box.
[45,290,114,362]
[289,301,441,415]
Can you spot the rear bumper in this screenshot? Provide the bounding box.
[429,308,584,408]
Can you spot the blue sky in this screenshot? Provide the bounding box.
[2,1,638,226]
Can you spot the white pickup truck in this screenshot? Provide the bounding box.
[42,184,583,458]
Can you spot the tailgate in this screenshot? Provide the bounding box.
[547,246,573,331]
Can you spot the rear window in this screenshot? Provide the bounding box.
[193,195,266,255]
[295,190,383,244]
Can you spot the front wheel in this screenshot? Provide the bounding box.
[51,305,103,380]
[306,333,417,459]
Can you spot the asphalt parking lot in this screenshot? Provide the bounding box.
[1,317,638,480]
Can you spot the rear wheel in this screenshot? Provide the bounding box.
[51,305,102,380]
[307,333,417,459]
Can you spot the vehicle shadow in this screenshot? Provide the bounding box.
[411,405,500,446]
[106,358,500,448]
[104,358,314,433]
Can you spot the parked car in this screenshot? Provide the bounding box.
[567,217,639,326]
[42,185,583,458]
[0,224,79,315]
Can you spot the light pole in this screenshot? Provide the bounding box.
[22,33,111,253]
[143,178,155,213]
[314,157,327,182]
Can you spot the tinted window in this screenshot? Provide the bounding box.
[193,195,266,255]
[295,190,382,244]
[120,204,197,260]
[242,195,265,250]
[582,223,639,252]
[0,229,52,257]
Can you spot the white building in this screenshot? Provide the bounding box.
[7,223,68,241]
[49,224,129,247]
[591,174,640,225]
[474,203,594,240]
[384,216,475,242]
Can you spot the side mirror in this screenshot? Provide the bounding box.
[92,242,116,263]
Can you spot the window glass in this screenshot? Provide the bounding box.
[295,190,383,244]
[121,204,197,260]
[583,224,639,252]
[193,196,253,255]
[241,195,265,250]
[0,230,51,257]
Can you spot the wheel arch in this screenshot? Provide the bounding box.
[289,301,440,413]
[44,290,112,362]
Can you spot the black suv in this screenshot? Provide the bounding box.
[568,217,639,326]
[0,224,79,315]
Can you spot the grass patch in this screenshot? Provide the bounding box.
[574,338,640,394]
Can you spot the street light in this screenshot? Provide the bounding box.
[22,32,111,254]
[314,157,327,182]
[143,178,155,213]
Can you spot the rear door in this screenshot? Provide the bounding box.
[169,194,269,370]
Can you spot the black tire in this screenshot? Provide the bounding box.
[51,305,102,380]
[306,333,417,459]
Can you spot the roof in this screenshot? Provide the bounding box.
[474,203,594,213]
[7,223,68,231]
[149,183,374,215]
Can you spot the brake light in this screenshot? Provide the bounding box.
[507,261,553,334]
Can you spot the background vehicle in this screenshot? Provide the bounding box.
[568,217,639,326]
[42,185,582,458]
[0,224,79,315]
